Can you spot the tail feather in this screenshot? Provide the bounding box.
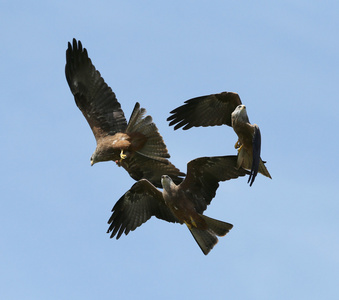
[188,215,233,255]
[259,159,271,179]
[201,215,233,236]
[125,102,146,133]
[238,148,271,180]
[188,227,218,255]
[126,103,170,162]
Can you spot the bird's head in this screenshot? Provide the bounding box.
[161,175,174,191]
[90,152,98,166]
[231,104,250,124]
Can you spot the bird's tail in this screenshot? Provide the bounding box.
[126,102,170,163]
[258,159,271,179]
[238,148,271,180]
[123,102,185,186]
[187,215,233,255]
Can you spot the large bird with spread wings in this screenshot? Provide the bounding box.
[167,92,271,186]
[65,39,184,187]
[107,155,249,255]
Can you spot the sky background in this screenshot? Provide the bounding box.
[1,1,338,299]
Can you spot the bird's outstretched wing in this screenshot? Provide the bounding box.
[107,179,179,239]
[119,154,185,188]
[167,92,242,130]
[248,125,261,186]
[180,156,249,213]
[65,38,127,141]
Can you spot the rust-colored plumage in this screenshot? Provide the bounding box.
[65,39,184,187]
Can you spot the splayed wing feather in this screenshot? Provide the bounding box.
[65,38,127,141]
[167,92,242,130]
[181,156,249,213]
[107,180,179,239]
[120,154,185,188]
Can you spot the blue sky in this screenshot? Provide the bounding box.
[1,1,338,299]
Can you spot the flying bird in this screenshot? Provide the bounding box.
[107,155,249,255]
[167,92,271,186]
[65,38,184,187]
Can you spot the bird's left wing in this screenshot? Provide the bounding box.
[107,179,179,239]
[167,92,242,130]
[180,156,249,213]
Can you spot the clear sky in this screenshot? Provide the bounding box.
[1,1,338,299]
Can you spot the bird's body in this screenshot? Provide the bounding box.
[161,176,206,229]
[167,92,271,186]
[91,132,146,165]
[107,155,249,255]
[231,105,271,185]
[231,106,254,149]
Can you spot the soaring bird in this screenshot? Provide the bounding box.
[65,38,184,187]
[167,92,271,186]
[107,155,249,255]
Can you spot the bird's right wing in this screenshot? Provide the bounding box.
[107,179,179,239]
[180,156,249,213]
[65,38,127,141]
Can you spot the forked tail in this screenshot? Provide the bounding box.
[188,215,233,255]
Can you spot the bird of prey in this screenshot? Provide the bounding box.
[167,92,271,186]
[107,155,249,255]
[65,38,184,187]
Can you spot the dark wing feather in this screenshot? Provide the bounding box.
[248,125,261,186]
[180,156,249,213]
[120,154,185,188]
[65,38,127,141]
[120,102,186,186]
[167,92,242,130]
[107,179,179,239]
[125,103,172,163]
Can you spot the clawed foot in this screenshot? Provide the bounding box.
[235,140,243,153]
[120,150,127,160]
[184,216,197,229]
[234,140,241,149]
[190,216,197,228]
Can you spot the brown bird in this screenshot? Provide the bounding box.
[167,92,271,186]
[65,38,184,187]
[107,155,249,255]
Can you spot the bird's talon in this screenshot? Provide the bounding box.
[234,140,241,149]
[184,221,192,229]
[189,216,197,228]
[120,150,127,160]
